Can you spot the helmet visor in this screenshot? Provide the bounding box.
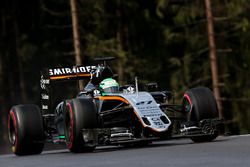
[103,86,119,93]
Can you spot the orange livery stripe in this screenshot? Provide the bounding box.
[50,74,91,80]
[97,96,129,104]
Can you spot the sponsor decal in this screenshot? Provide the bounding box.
[40,75,50,89]
[42,105,48,110]
[151,118,164,126]
[49,66,96,76]
[136,100,152,105]
[127,86,135,93]
[41,94,49,100]
[93,90,101,96]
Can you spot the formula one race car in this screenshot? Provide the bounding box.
[8,57,222,155]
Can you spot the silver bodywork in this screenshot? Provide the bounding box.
[115,92,171,132]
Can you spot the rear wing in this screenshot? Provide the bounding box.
[40,66,96,115]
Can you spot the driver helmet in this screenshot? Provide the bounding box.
[99,78,119,95]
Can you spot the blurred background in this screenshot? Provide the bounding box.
[1,0,250,154]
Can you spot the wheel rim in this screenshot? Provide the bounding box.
[65,102,74,150]
[8,111,18,153]
[8,116,16,145]
[183,94,192,113]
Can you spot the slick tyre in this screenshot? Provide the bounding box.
[182,87,219,143]
[64,98,98,153]
[8,105,44,155]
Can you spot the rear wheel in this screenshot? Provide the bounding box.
[64,98,98,153]
[8,105,44,155]
[182,87,219,142]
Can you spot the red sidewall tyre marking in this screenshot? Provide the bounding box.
[8,110,18,153]
[183,93,193,112]
[66,103,74,150]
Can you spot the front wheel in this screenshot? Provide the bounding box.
[182,87,219,142]
[64,98,98,153]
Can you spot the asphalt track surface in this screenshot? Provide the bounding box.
[0,135,250,167]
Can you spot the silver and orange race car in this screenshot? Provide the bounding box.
[8,57,222,155]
